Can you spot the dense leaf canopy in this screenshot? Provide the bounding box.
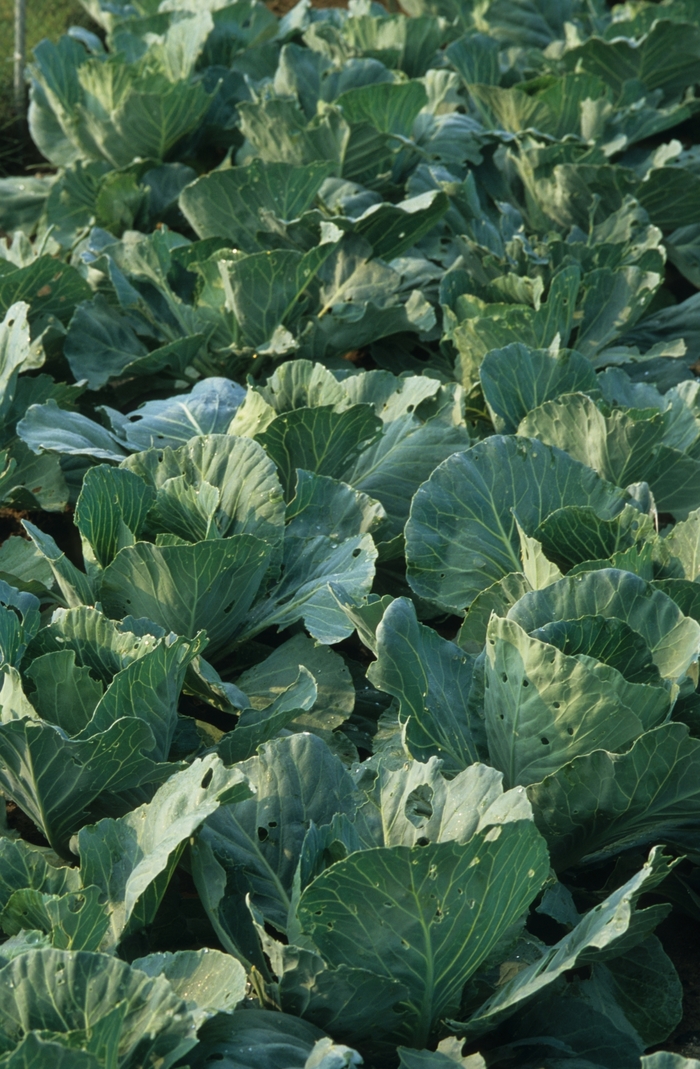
[0,0,699,1066]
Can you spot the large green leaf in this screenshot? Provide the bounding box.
[0,1034,101,1068]
[100,535,272,659]
[77,754,252,948]
[86,631,204,760]
[64,298,148,390]
[593,937,683,1048]
[250,359,346,414]
[563,19,700,101]
[457,572,531,653]
[446,33,499,86]
[0,442,68,514]
[131,949,246,1024]
[519,392,700,517]
[1,885,109,952]
[24,650,104,735]
[345,415,471,544]
[194,733,359,934]
[482,980,645,1068]
[0,303,35,431]
[484,615,669,787]
[527,723,700,870]
[479,344,598,434]
[26,605,168,686]
[22,520,95,608]
[0,583,40,668]
[349,191,449,261]
[636,167,700,233]
[531,614,663,686]
[125,434,286,545]
[284,470,385,544]
[0,714,174,857]
[0,174,53,233]
[297,821,549,1047]
[405,436,626,612]
[77,62,215,168]
[241,526,377,647]
[179,160,335,250]
[507,568,700,688]
[28,36,91,168]
[368,597,483,770]
[75,465,156,569]
[360,757,532,848]
[275,953,409,1059]
[17,402,127,463]
[457,846,675,1040]
[220,243,336,349]
[450,267,581,391]
[339,370,451,422]
[187,1011,327,1069]
[115,379,246,452]
[575,264,662,357]
[258,405,382,499]
[0,840,80,917]
[656,508,700,581]
[237,98,349,170]
[471,72,611,138]
[0,948,197,1066]
[336,80,427,138]
[535,503,653,572]
[64,297,202,390]
[235,631,355,737]
[0,257,91,324]
[218,667,317,765]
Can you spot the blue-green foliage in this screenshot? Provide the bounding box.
[0,0,699,1065]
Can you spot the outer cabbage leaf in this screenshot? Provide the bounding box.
[456,846,675,1040]
[0,1034,102,1068]
[131,949,246,1025]
[186,1011,329,1069]
[484,614,669,787]
[506,569,700,689]
[77,755,252,948]
[359,757,532,848]
[368,597,484,770]
[527,723,700,870]
[123,434,286,546]
[519,392,700,518]
[405,436,627,612]
[479,343,598,434]
[1,885,109,953]
[100,535,272,659]
[0,948,197,1066]
[193,734,359,936]
[0,715,175,858]
[179,160,335,250]
[297,821,549,1047]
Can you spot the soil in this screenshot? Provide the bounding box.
[4,801,49,848]
[267,0,349,10]
[656,915,700,1057]
[0,506,83,568]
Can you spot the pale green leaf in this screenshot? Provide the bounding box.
[77,754,252,948]
[100,535,272,660]
[405,436,626,612]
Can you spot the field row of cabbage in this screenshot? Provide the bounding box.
[0,0,699,1065]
